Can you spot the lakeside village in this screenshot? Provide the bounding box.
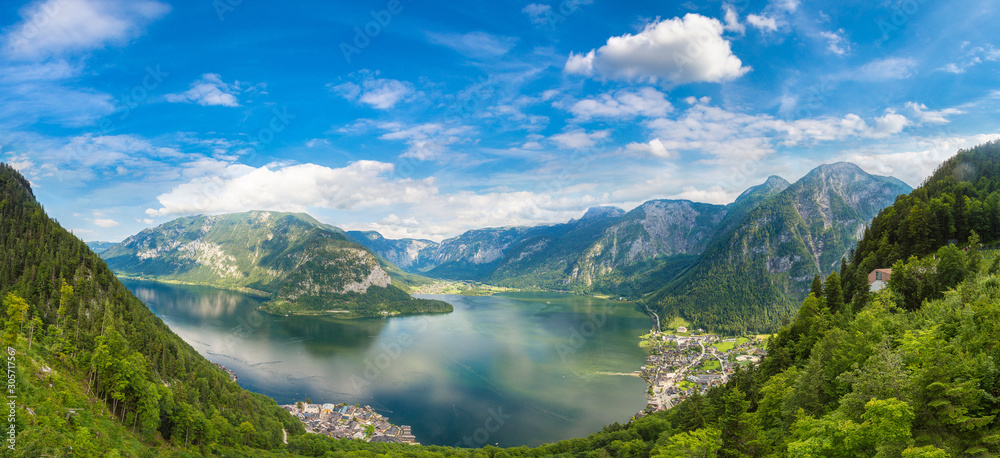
[209,361,418,444]
[281,402,419,444]
[638,325,766,413]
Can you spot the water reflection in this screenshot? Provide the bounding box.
[122,280,650,447]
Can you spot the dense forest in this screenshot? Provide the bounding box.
[0,163,304,456]
[844,140,1000,304]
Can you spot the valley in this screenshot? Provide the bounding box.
[3,0,999,454]
[5,141,1000,456]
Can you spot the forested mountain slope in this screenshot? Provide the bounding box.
[652,162,911,334]
[844,140,1000,302]
[0,163,304,455]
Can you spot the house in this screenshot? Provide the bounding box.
[677,326,688,333]
[370,435,404,443]
[868,269,892,292]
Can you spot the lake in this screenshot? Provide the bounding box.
[121,279,652,447]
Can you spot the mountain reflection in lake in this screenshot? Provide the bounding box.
[123,279,650,447]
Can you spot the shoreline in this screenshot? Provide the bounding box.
[282,402,419,444]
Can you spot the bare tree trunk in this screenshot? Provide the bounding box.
[27,321,34,351]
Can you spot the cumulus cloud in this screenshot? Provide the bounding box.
[331,75,415,110]
[92,218,120,227]
[839,134,1000,187]
[4,0,170,59]
[550,129,610,149]
[625,138,672,158]
[351,189,589,241]
[563,14,750,85]
[645,100,913,163]
[165,74,241,107]
[568,87,673,121]
[146,161,438,217]
[670,185,735,204]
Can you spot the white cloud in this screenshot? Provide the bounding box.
[550,129,610,149]
[331,75,415,110]
[746,14,778,32]
[568,87,673,121]
[563,14,750,85]
[722,5,745,34]
[776,0,799,12]
[4,0,170,59]
[426,31,518,58]
[165,74,240,107]
[522,4,552,25]
[377,122,474,160]
[819,29,851,56]
[870,111,910,138]
[5,153,35,172]
[350,189,580,241]
[856,57,918,80]
[92,218,119,228]
[645,100,913,164]
[146,161,438,217]
[670,185,735,204]
[938,43,1000,74]
[839,134,1000,187]
[625,138,672,158]
[940,63,965,74]
[905,102,964,125]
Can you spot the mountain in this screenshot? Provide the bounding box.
[653,162,912,333]
[0,163,305,454]
[351,178,792,296]
[419,226,542,279]
[345,230,437,271]
[102,212,451,317]
[85,240,117,253]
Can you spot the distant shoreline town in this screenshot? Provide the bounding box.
[282,402,418,444]
[638,326,766,415]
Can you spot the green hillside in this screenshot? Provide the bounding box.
[844,140,1000,304]
[652,163,911,334]
[102,212,451,318]
[0,163,305,455]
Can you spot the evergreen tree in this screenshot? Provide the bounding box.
[824,272,844,315]
[809,275,823,298]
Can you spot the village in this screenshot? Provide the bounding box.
[638,323,766,414]
[281,402,419,444]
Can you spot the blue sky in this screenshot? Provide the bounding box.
[2,0,999,242]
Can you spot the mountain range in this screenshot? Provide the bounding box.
[101,211,451,317]
[345,162,911,333]
[93,161,910,332]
